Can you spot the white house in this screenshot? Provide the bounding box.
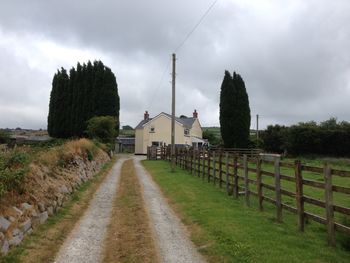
[134,110,206,154]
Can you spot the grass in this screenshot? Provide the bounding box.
[240,157,350,223]
[143,160,350,263]
[0,157,117,263]
[0,139,101,199]
[186,153,350,226]
[103,159,159,263]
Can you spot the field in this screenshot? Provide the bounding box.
[143,160,350,262]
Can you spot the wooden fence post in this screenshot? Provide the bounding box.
[244,155,250,206]
[257,157,263,211]
[175,148,178,165]
[213,151,216,185]
[233,155,238,199]
[295,160,304,232]
[197,150,201,177]
[202,150,206,180]
[225,152,229,194]
[324,163,335,246]
[207,151,211,182]
[274,157,282,222]
[191,150,195,175]
[186,149,190,171]
[219,150,223,188]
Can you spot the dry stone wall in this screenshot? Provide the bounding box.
[0,150,110,255]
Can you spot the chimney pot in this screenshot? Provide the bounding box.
[144,111,149,120]
[193,109,198,118]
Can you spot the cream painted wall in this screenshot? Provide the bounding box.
[190,118,203,138]
[135,129,144,154]
[135,113,203,154]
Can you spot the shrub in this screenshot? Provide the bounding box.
[0,150,30,198]
[86,116,117,144]
[261,119,350,156]
[0,130,10,144]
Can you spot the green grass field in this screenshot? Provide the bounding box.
[143,160,350,263]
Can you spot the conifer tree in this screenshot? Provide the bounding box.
[47,72,59,136]
[47,60,119,138]
[219,71,251,148]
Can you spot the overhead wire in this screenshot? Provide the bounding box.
[147,0,219,112]
[147,57,171,110]
[173,0,219,53]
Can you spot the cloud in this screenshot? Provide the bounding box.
[0,0,349,130]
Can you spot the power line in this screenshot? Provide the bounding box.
[147,0,219,113]
[174,0,219,53]
[148,57,171,109]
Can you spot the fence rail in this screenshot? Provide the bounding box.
[147,146,350,246]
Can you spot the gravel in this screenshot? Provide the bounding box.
[54,156,205,263]
[134,156,206,263]
[54,158,126,263]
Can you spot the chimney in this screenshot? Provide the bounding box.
[193,109,198,118]
[144,111,149,120]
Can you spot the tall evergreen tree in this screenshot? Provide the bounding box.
[47,72,59,137]
[47,60,120,138]
[219,71,251,148]
[55,68,69,137]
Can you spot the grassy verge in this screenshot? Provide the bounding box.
[0,157,117,263]
[103,159,159,263]
[143,160,350,263]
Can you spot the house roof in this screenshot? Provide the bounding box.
[116,137,135,145]
[134,112,197,129]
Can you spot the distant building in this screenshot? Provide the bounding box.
[134,110,206,154]
[115,137,135,153]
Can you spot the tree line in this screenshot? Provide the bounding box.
[261,118,350,156]
[48,61,120,138]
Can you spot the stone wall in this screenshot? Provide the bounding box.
[0,150,110,255]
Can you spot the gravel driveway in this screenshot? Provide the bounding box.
[54,157,127,263]
[54,156,204,263]
[134,156,205,263]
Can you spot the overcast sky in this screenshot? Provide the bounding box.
[0,0,349,130]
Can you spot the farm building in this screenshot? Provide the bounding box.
[134,110,206,154]
[115,137,135,153]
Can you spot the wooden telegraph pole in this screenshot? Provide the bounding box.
[256,114,259,143]
[171,53,176,172]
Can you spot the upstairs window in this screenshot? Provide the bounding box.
[150,126,155,133]
[184,129,190,136]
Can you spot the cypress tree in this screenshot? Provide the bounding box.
[47,60,119,138]
[219,71,251,148]
[55,68,69,138]
[68,67,77,136]
[47,72,59,137]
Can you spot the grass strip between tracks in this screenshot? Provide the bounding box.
[102,159,159,263]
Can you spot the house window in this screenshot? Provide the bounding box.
[150,126,155,133]
[152,141,161,146]
[184,129,190,136]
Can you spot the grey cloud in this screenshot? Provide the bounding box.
[0,0,350,129]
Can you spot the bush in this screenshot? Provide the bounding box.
[86,116,117,144]
[0,130,10,144]
[0,150,30,198]
[261,119,350,156]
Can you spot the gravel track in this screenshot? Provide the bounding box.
[54,157,127,263]
[134,156,205,263]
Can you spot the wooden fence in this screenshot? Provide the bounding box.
[147,146,350,246]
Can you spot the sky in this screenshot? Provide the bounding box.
[0,0,349,130]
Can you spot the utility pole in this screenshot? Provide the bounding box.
[171,53,176,172]
[256,114,259,144]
